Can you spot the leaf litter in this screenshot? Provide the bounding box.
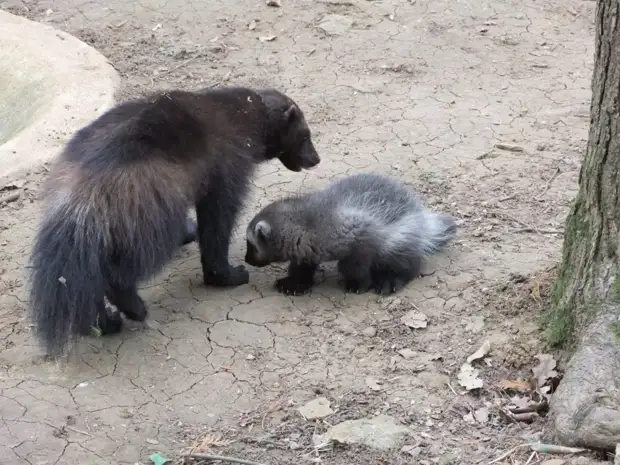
[493,353,561,424]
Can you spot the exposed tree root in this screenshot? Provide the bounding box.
[547,306,620,451]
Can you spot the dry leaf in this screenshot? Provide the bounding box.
[473,406,489,424]
[532,353,558,386]
[496,379,531,392]
[466,340,491,363]
[457,363,483,390]
[258,35,277,42]
[401,311,428,329]
[397,348,416,359]
[365,377,383,391]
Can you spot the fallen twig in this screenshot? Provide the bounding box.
[495,143,524,152]
[184,453,265,465]
[536,167,561,200]
[490,442,586,464]
[509,401,547,414]
[489,444,530,464]
[0,191,20,204]
[65,425,91,436]
[160,53,203,76]
[529,443,586,454]
[446,382,458,396]
[524,451,536,465]
[513,227,563,235]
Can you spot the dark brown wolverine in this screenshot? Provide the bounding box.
[27,86,320,356]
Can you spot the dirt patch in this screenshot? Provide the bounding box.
[0,0,607,463]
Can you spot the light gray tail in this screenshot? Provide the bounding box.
[408,209,457,256]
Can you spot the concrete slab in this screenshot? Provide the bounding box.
[0,10,119,183]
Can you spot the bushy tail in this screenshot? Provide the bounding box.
[414,209,458,255]
[28,210,106,356]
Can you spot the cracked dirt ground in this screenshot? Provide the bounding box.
[0,0,597,463]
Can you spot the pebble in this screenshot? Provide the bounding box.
[362,326,377,337]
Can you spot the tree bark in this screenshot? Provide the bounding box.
[547,0,620,451]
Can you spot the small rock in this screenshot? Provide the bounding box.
[465,315,485,334]
[246,354,256,360]
[463,412,475,424]
[495,143,524,152]
[362,326,377,337]
[615,444,620,465]
[258,35,277,42]
[317,14,353,36]
[289,440,301,450]
[314,415,410,450]
[401,445,422,457]
[473,407,489,424]
[298,397,334,420]
[266,0,281,6]
[146,438,159,445]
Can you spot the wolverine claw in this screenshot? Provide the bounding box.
[275,276,312,296]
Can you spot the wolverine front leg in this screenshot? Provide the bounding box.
[275,262,317,296]
[196,181,249,287]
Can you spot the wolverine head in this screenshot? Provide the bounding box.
[257,89,321,172]
[245,219,278,268]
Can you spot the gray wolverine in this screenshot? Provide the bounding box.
[244,173,457,295]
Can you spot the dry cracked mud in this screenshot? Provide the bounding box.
[0,0,602,463]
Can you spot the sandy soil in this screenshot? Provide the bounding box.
[0,0,605,463]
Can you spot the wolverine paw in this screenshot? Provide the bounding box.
[122,297,148,322]
[95,311,123,336]
[204,265,250,287]
[275,276,313,296]
[372,275,407,295]
[343,278,372,294]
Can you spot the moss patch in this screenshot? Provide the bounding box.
[612,322,620,345]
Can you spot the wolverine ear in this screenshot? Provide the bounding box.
[255,220,272,241]
[284,104,300,123]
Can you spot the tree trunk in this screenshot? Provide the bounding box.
[547,0,620,451]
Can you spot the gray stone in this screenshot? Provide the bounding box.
[314,414,411,450]
[362,326,377,337]
[317,14,353,36]
[298,397,334,420]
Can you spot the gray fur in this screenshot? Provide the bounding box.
[245,172,457,295]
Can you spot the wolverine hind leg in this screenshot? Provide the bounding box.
[338,255,373,294]
[370,255,422,295]
[78,297,123,337]
[107,284,148,322]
